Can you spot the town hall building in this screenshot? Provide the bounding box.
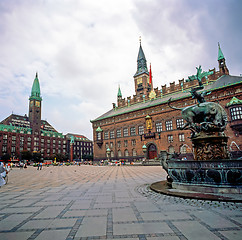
[91,42,242,162]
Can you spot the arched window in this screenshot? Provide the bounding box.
[168,146,174,154]
[124,149,129,157]
[132,149,137,156]
[118,150,122,157]
[180,145,186,154]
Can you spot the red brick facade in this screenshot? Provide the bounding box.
[91,45,242,162]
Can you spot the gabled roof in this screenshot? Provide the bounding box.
[226,96,242,107]
[91,75,242,122]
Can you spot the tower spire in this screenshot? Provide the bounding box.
[218,42,225,61]
[217,43,229,75]
[117,85,122,98]
[30,72,42,101]
[134,38,148,77]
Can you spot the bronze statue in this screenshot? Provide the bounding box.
[168,66,227,136]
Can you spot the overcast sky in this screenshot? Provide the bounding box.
[0,0,241,140]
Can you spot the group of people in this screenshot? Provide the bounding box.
[37,162,43,170]
[0,162,9,187]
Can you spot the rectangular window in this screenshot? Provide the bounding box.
[116,129,121,138]
[131,139,136,146]
[179,133,185,142]
[155,122,162,132]
[110,130,115,139]
[124,140,128,147]
[166,120,173,131]
[97,132,101,141]
[168,135,173,143]
[230,107,242,120]
[123,128,128,137]
[176,118,184,129]
[110,142,113,148]
[138,125,144,135]
[130,127,136,136]
[104,131,109,140]
[117,141,121,148]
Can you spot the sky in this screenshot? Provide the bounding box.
[0,0,241,140]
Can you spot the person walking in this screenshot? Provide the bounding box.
[0,162,6,187]
[40,162,42,170]
[37,163,39,170]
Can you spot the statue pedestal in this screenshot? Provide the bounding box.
[192,132,229,161]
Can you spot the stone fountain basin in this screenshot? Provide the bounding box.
[168,159,242,194]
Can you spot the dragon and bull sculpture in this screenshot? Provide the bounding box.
[168,66,227,136]
[159,66,242,187]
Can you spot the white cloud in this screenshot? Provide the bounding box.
[0,0,241,140]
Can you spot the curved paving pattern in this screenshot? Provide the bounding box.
[0,165,241,240]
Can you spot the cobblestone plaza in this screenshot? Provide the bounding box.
[0,165,241,240]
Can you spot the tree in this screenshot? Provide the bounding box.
[21,151,32,161]
[33,152,41,162]
[1,153,11,163]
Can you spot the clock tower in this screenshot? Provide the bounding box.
[29,73,42,134]
[134,40,152,96]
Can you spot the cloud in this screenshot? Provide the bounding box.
[0,0,241,140]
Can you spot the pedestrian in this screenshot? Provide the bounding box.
[0,162,6,187]
[37,163,39,170]
[40,162,42,170]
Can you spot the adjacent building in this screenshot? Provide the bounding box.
[0,73,93,161]
[91,43,242,162]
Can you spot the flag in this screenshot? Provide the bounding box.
[149,63,152,85]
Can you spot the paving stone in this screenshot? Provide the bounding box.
[219,230,242,240]
[47,218,76,228]
[134,201,160,212]
[113,207,137,222]
[0,231,34,240]
[33,206,66,219]
[20,219,53,230]
[75,216,107,237]
[140,211,192,221]
[192,210,239,228]
[113,222,173,235]
[0,207,42,214]
[173,221,221,240]
[0,213,31,230]
[35,229,71,240]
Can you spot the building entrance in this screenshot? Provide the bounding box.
[148,144,157,159]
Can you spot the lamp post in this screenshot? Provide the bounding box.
[106,147,111,163]
[142,144,147,164]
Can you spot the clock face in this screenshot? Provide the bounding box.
[137,78,142,85]
[35,101,40,107]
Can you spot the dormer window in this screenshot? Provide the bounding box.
[230,107,242,121]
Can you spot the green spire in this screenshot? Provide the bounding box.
[117,85,122,98]
[134,39,148,77]
[30,72,42,101]
[218,42,225,61]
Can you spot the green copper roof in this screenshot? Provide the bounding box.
[218,42,225,61]
[30,72,42,101]
[96,126,103,132]
[117,85,122,98]
[134,43,148,77]
[226,97,242,107]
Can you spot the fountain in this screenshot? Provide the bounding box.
[155,66,242,199]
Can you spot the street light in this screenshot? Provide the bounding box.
[142,144,147,164]
[106,147,111,163]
